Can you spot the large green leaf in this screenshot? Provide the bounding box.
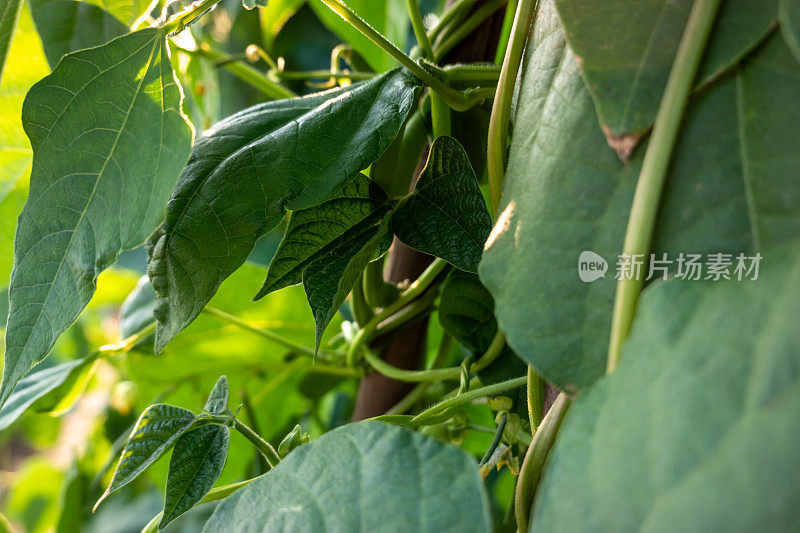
[392,136,492,273]
[257,173,390,299]
[309,0,408,72]
[0,4,48,286]
[0,0,22,81]
[29,0,128,68]
[531,243,800,532]
[480,2,800,392]
[0,354,94,430]
[554,0,780,141]
[86,0,150,26]
[0,27,193,408]
[96,403,197,508]
[780,0,800,63]
[203,421,492,532]
[146,69,420,353]
[161,424,229,529]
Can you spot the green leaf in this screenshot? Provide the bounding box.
[261,0,306,49]
[554,0,779,141]
[480,2,800,392]
[0,354,94,430]
[780,0,800,63]
[0,4,49,286]
[29,0,129,68]
[0,27,193,408]
[531,242,800,532]
[303,217,392,350]
[257,173,391,299]
[203,421,492,532]
[160,424,230,529]
[146,68,420,353]
[392,136,492,273]
[85,0,150,26]
[204,375,228,415]
[96,403,197,509]
[0,0,22,82]
[309,0,409,72]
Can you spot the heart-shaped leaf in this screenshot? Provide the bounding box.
[95,403,197,509]
[531,242,800,532]
[203,422,492,532]
[161,424,230,529]
[1,27,193,408]
[146,69,421,353]
[392,136,492,273]
[480,1,800,392]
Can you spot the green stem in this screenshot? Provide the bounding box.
[526,365,545,431]
[432,0,507,62]
[162,0,221,34]
[140,479,253,533]
[233,418,281,468]
[346,258,448,366]
[493,0,518,64]
[317,0,473,110]
[174,44,296,99]
[514,392,571,533]
[270,69,374,81]
[386,333,453,415]
[443,64,501,82]
[487,0,536,213]
[201,306,338,362]
[479,411,508,465]
[410,376,527,425]
[606,0,723,372]
[406,0,434,59]
[429,0,479,41]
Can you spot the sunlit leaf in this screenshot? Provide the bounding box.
[0,27,193,407]
[147,68,420,353]
[0,0,22,81]
[203,375,228,415]
[392,136,492,273]
[204,422,492,532]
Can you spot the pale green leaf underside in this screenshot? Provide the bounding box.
[147,69,420,353]
[119,275,156,337]
[480,2,800,391]
[0,27,192,408]
[203,421,492,533]
[0,354,92,430]
[531,242,800,532]
[392,135,492,273]
[257,173,390,299]
[98,403,197,507]
[161,424,229,529]
[29,0,128,68]
[554,0,780,137]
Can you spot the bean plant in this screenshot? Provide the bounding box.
[0,0,798,531]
